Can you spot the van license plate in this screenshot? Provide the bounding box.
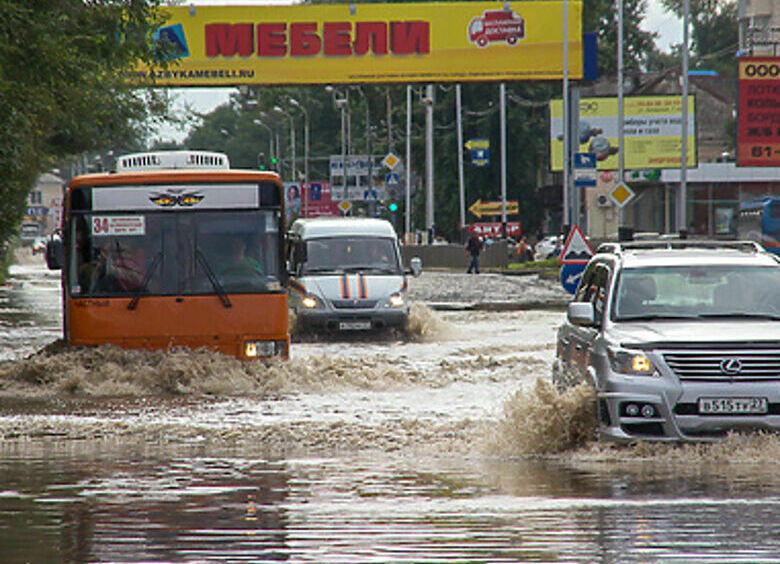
[698,397,768,415]
[339,321,372,331]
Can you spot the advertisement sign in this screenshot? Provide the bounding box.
[550,95,697,170]
[737,56,780,166]
[468,222,521,237]
[131,2,582,86]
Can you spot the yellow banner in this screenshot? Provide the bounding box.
[549,95,696,170]
[131,2,582,86]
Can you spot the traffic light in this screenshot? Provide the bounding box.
[270,155,278,171]
[257,152,266,170]
[388,202,399,212]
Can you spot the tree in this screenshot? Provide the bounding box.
[657,0,738,77]
[0,0,170,255]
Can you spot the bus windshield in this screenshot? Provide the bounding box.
[70,209,282,298]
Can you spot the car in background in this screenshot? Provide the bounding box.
[552,239,780,442]
[31,236,47,255]
[535,235,562,260]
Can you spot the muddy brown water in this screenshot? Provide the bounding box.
[2,261,780,563]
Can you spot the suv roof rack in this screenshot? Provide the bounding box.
[596,239,765,255]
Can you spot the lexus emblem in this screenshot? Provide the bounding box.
[720,358,743,375]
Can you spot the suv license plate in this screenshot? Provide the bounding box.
[698,397,768,415]
[339,321,372,331]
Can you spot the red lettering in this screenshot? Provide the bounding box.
[257,23,287,57]
[289,22,321,56]
[323,22,352,56]
[353,22,388,55]
[205,23,254,57]
[390,21,429,55]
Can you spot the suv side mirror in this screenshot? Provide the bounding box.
[409,256,422,277]
[567,301,596,327]
[45,236,64,270]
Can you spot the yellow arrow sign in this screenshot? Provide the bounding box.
[465,138,490,150]
[468,199,519,218]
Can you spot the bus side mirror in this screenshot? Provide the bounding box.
[45,235,64,270]
[409,256,422,277]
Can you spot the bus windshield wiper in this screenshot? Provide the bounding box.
[127,251,163,311]
[195,248,232,308]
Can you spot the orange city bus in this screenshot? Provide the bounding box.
[47,151,289,360]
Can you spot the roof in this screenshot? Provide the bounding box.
[290,217,397,239]
[593,240,779,269]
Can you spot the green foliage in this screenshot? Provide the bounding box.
[657,0,738,76]
[0,0,169,247]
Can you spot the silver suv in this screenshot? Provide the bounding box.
[553,240,780,442]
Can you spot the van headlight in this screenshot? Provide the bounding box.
[389,293,405,307]
[607,347,658,376]
[301,295,320,309]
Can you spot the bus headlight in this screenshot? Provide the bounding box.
[607,347,658,376]
[244,340,281,358]
[389,293,405,307]
[301,295,319,309]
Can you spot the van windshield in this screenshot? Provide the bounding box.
[303,237,401,275]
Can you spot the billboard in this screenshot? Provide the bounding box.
[131,2,583,86]
[737,56,780,166]
[549,95,697,171]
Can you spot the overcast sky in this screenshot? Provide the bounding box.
[152,0,683,144]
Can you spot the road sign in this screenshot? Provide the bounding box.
[382,152,400,169]
[466,138,490,167]
[560,263,586,295]
[609,181,636,207]
[573,152,597,187]
[468,199,519,218]
[385,172,400,188]
[558,224,594,265]
[338,200,352,214]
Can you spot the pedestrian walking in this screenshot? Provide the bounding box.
[465,232,483,274]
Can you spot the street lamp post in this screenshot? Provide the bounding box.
[252,119,274,168]
[352,86,372,213]
[326,86,349,203]
[289,98,309,218]
[274,106,296,182]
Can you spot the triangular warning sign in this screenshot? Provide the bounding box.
[559,225,595,265]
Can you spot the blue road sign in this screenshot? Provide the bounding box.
[385,172,400,188]
[560,262,587,295]
[573,152,597,187]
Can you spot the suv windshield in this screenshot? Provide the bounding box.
[69,210,282,297]
[302,237,401,275]
[612,265,780,320]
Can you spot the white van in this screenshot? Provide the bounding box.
[287,218,421,331]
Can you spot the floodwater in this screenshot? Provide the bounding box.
[2,260,780,563]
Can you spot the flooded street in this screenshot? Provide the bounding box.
[3,260,780,563]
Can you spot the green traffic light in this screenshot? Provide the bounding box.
[388,202,398,212]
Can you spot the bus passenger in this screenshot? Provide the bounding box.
[218,237,263,278]
[92,237,147,293]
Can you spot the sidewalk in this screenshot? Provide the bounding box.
[406,270,571,311]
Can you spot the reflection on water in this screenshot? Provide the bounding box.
[2,442,780,563]
[3,260,780,562]
[0,261,62,361]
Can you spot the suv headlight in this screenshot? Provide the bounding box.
[607,347,658,376]
[301,295,320,309]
